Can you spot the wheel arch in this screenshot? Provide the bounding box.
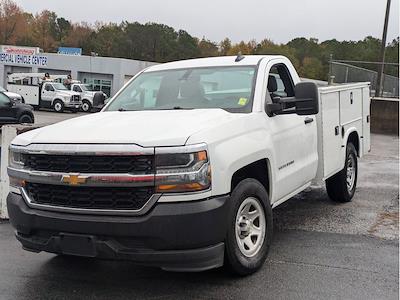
[52,98,64,106]
[230,158,272,201]
[345,129,361,157]
[16,110,34,122]
[82,98,92,103]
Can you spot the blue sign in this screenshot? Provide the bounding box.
[58,47,82,56]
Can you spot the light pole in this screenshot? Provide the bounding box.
[375,0,391,98]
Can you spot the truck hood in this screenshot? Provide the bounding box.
[13,109,242,147]
[56,90,80,97]
[4,91,22,99]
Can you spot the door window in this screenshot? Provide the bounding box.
[45,84,54,92]
[73,86,82,92]
[267,64,295,100]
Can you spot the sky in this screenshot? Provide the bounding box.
[15,0,400,44]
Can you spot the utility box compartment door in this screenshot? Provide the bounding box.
[362,87,371,154]
[320,91,342,178]
[339,89,362,124]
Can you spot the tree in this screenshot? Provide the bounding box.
[0,0,24,44]
[299,57,324,79]
[219,38,232,56]
[198,38,219,57]
[228,40,256,55]
[55,17,71,43]
[31,10,58,51]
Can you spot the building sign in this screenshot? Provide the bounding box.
[58,47,82,56]
[0,45,47,66]
[1,45,40,55]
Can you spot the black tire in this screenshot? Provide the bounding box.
[326,143,358,202]
[19,114,33,124]
[81,100,92,112]
[53,100,64,113]
[225,178,272,276]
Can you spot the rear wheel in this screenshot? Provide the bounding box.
[326,143,358,202]
[53,100,64,113]
[225,178,272,276]
[19,114,33,124]
[81,100,92,112]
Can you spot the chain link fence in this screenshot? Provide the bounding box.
[330,61,399,98]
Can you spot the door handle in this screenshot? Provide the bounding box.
[304,117,314,124]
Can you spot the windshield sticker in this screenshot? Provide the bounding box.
[238,98,248,106]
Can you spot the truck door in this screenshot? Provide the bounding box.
[265,63,318,201]
[41,83,54,107]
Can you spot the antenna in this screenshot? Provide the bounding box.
[235,52,245,62]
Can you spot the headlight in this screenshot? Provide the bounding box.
[155,149,211,193]
[9,150,25,169]
[9,149,26,192]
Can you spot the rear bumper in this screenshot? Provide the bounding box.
[7,192,231,271]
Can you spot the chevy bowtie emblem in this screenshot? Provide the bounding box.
[61,174,88,185]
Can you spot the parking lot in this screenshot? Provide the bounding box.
[0,111,398,300]
[33,110,88,126]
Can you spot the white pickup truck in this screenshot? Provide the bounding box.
[7,55,370,275]
[7,73,82,112]
[70,83,108,112]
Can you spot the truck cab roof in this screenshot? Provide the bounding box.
[145,55,286,72]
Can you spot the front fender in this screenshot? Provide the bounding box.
[186,114,276,198]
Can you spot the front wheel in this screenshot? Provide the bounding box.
[53,100,64,113]
[326,143,358,202]
[225,178,272,276]
[19,114,33,124]
[81,100,92,112]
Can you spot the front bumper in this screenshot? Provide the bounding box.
[64,102,81,109]
[7,192,230,271]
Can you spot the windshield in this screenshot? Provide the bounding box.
[105,66,257,113]
[0,86,6,92]
[53,83,68,91]
[81,84,94,91]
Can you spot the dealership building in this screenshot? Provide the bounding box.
[0,45,156,97]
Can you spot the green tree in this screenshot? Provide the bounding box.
[219,38,232,56]
[198,38,219,57]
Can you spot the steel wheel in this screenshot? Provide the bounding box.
[54,102,63,112]
[346,154,356,192]
[82,101,91,112]
[235,197,266,258]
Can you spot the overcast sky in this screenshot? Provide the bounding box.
[15,0,399,44]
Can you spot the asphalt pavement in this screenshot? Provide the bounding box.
[0,127,398,300]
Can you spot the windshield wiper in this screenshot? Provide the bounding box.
[158,106,194,110]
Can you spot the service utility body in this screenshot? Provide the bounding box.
[7,55,371,275]
[7,73,82,112]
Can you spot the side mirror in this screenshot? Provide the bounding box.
[266,82,319,116]
[293,82,319,115]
